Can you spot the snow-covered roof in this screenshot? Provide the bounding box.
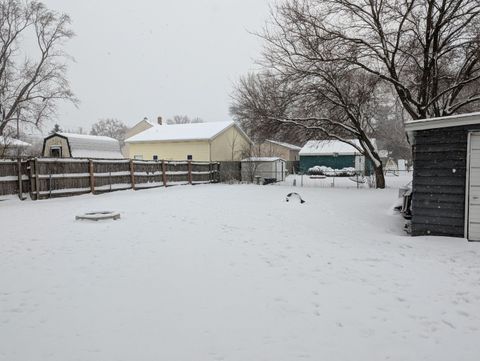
[241,157,285,162]
[56,133,123,159]
[0,136,31,148]
[124,121,250,143]
[299,139,377,156]
[265,139,302,150]
[405,111,480,132]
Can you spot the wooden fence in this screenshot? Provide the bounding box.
[0,158,220,200]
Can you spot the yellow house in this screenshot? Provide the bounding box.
[122,117,157,157]
[124,121,252,161]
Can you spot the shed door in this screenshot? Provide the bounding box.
[354,155,365,172]
[468,133,480,240]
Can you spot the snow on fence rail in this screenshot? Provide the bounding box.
[0,158,220,200]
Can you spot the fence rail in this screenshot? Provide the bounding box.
[0,158,220,200]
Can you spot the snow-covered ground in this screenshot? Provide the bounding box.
[1,184,479,361]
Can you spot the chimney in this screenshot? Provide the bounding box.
[157,116,163,125]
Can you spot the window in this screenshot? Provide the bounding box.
[187,155,193,160]
[134,155,143,160]
[50,146,62,158]
[153,155,158,161]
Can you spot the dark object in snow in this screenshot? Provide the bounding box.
[76,211,120,221]
[263,178,277,185]
[400,190,412,219]
[286,192,305,204]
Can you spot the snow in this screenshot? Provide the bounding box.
[125,121,236,142]
[37,173,90,179]
[0,136,31,148]
[265,139,302,150]
[308,165,356,176]
[300,139,377,156]
[58,132,119,143]
[94,171,131,178]
[1,184,480,361]
[0,175,29,182]
[242,157,285,162]
[56,133,123,159]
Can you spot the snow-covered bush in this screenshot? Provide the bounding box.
[307,166,356,177]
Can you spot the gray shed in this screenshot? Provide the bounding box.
[405,112,480,241]
[241,157,286,183]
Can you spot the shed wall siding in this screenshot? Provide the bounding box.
[43,136,71,157]
[411,124,480,237]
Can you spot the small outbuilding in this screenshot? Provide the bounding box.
[0,136,32,157]
[42,133,123,159]
[241,157,286,183]
[299,139,374,174]
[405,112,480,241]
[259,140,301,161]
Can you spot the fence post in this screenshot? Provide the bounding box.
[130,160,136,190]
[187,160,192,184]
[28,159,35,200]
[162,160,167,187]
[89,159,95,194]
[17,158,24,200]
[33,158,41,200]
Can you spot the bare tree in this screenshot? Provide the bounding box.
[232,0,480,188]
[232,69,386,187]
[166,115,204,125]
[90,118,128,141]
[0,0,76,136]
[270,0,480,119]
[375,91,412,161]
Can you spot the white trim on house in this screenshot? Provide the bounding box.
[405,112,480,132]
[465,132,473,239]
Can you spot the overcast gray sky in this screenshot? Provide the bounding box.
[41,0,271,132]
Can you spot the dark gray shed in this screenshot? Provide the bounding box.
[405,112,480,241]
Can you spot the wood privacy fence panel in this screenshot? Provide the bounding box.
[0,159,30,196]
[93,160,132,193]
[0,158,220,200]
[165,161,189,185]
[133,160,165,189]
[33,158,91,198]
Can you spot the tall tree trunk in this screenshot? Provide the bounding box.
[374,163,385,189]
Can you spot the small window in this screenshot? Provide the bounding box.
[153,155,158,161]
[187,155,193,160]
[134,155,143,160]
[50,146,62,158]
